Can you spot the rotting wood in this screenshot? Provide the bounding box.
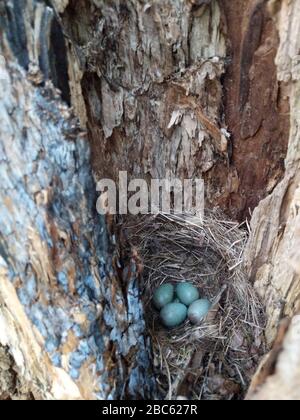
[1,0,300,401]
[0,0,154,400]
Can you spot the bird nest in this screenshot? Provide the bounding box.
[120,211,266,400]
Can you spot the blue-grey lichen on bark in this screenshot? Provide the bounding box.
[0,0,155,400]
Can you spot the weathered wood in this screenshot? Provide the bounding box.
[0,345,33,400]
[1,0,300,401]
[0,0,154,400]
[221,0,290,220]
[245,0,300,400]
[56,0,289,222]
[59,0,229,193]
[245,0,300,345]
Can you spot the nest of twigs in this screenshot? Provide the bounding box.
[121,211,266,400]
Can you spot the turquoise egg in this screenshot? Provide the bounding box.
[153,283,174,310]
[160,302,188,328]
[175,282,200,306]
[188,299,212,325]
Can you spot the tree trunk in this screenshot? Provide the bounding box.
[0,0,154,400]
[0,0,300,400]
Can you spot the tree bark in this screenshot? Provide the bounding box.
[245,0,300,400]
[1,0,300,400]
[0,0,154,400]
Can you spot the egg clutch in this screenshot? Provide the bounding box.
[153,282,212,328]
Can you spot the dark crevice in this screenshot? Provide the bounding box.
[48,17,71,105]
[38,4,71,105]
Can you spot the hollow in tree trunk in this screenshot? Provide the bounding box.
[0,0,300,400]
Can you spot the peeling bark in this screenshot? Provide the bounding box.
[1,0,300,401]
[60,0,229,191]
[56,0,289,222]
[0,0,154,400]
[245,0,300,400]
[245,0,300,345]
[247,315,300,400]
[0,345,33,400]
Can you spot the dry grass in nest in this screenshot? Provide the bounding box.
[121,211,266,400]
